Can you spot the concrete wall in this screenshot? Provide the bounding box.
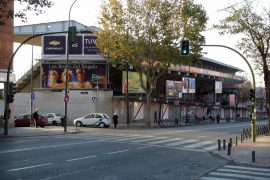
[14,90,113,124]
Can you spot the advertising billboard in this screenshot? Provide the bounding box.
[41,64,107,89]
[215,81,222,93]
[42,35,99,57]
[122,71,146,94]
[166,80,182,98]
[182,77,196,93]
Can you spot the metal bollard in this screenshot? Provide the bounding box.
[236,136,238,146]
[227,143,231,155]
[230,138,232,145]
[223,139,226,150]
[218,139,221,151]
[252,151,255,163]
[241,134,243,142]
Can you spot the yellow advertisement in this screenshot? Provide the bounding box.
[122,71,146,94]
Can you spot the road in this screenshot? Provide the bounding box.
[0,120,268,180]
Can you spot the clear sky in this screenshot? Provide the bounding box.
[13,0,268,87]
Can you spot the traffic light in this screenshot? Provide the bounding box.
[68,26,77,44]
[249,89,255,102]
[180,40,190,56]
[7,83,16,103]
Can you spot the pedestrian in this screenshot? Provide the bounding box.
[154,111,157,123]
[216,114,220,123]
[33,109,39,128]
[112,112,118,129]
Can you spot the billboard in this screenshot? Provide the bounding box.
[122,71,146,94]
[166,80,182,98]
[215,81,222,93]
[41,64,107,89]
[43,35,99,57]
[182,77,195,93]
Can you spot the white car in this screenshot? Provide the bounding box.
[43,113,64,125]
[73,113,111,128]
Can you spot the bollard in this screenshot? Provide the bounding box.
[230,138,232,145]
[227,143,231,155]
[236,136,238,146]
[241,133,243,142]
[252,151,255,163]
[223,139,226,150]
[218,139,221,151]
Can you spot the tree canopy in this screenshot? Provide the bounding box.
[0,0,54,25]
[97,0,208,126]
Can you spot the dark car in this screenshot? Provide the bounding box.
[14,114,48,127]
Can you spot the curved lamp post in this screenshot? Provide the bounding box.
[64,0,79,132]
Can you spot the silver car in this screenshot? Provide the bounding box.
[43,113,64,125]
[73,113,111,128]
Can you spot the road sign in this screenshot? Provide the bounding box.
[92,73,100,81]
[64,95,69,103]
[91,96,96,103]
[31,93,35,100]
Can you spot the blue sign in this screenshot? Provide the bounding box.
[43,36,66,55]
[69,36,83,55]
[84,36,99,55]
[31,93,35,100]
[91,96,96,102]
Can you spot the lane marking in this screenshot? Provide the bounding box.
[223,165,270,172]
[136,145,153,150]
[184,141,214,148]
[7,163,53,172]
[209,172,269,180]
[217,168,270,176]
[200,177,238,180]
[148,138,184,144]
[131,137,167,143]
[66,155,97,162]
[104,149,129,155]
[203,144,217,151]
[166,139,199,146]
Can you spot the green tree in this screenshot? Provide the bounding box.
[97,0,207,127]
[214,0,270,126]
[0,0,54,25]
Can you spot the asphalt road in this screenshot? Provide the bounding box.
[0,120,266,180]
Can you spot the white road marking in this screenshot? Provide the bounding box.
[208,172,269,180]
[223,165,270,172]
[131,137,167,143]
[104,149,129,155]
[148,138,184,144]
[217,168,270,176]
[7,163,53,172]
[166,139,199,146]
[66,155,97,162]
[112,136,153,142]
[136,145,153,149]
[184,141,214,148]
[203,144,217,151]
[200,177,238,180]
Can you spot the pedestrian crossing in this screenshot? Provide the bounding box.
[62,134,218,152]
[199,164,270,180]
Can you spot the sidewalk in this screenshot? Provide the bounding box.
[0,126,79,138]
[212,135,270,167]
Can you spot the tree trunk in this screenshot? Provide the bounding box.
[265,75,270,127]
[145,94,151,127]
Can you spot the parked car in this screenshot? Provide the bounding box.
[73,113,111,128]
[43,113,64,125]
[14,114,48,127]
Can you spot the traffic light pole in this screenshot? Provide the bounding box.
[191,44,257,142]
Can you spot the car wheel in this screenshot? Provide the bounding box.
[76,121,82,127]
[52,121,57,126]
[99,122,105,128]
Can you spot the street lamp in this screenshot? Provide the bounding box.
[30,23,50,125]
[64,0,79,132]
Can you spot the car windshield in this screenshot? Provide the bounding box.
[103,114,110,119]
[56,114,61,116]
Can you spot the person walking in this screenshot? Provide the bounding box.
[112,113,118,129]
[33,109,39,128]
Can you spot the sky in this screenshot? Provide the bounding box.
[13,0,268,87]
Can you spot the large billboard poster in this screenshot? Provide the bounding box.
[215,81,222,93]
[43,35,99,56]
[182,77,196,93]
[41,64,107,89]
[166,80,182,98]
[122,71,146,94]
[43,36,66,55]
